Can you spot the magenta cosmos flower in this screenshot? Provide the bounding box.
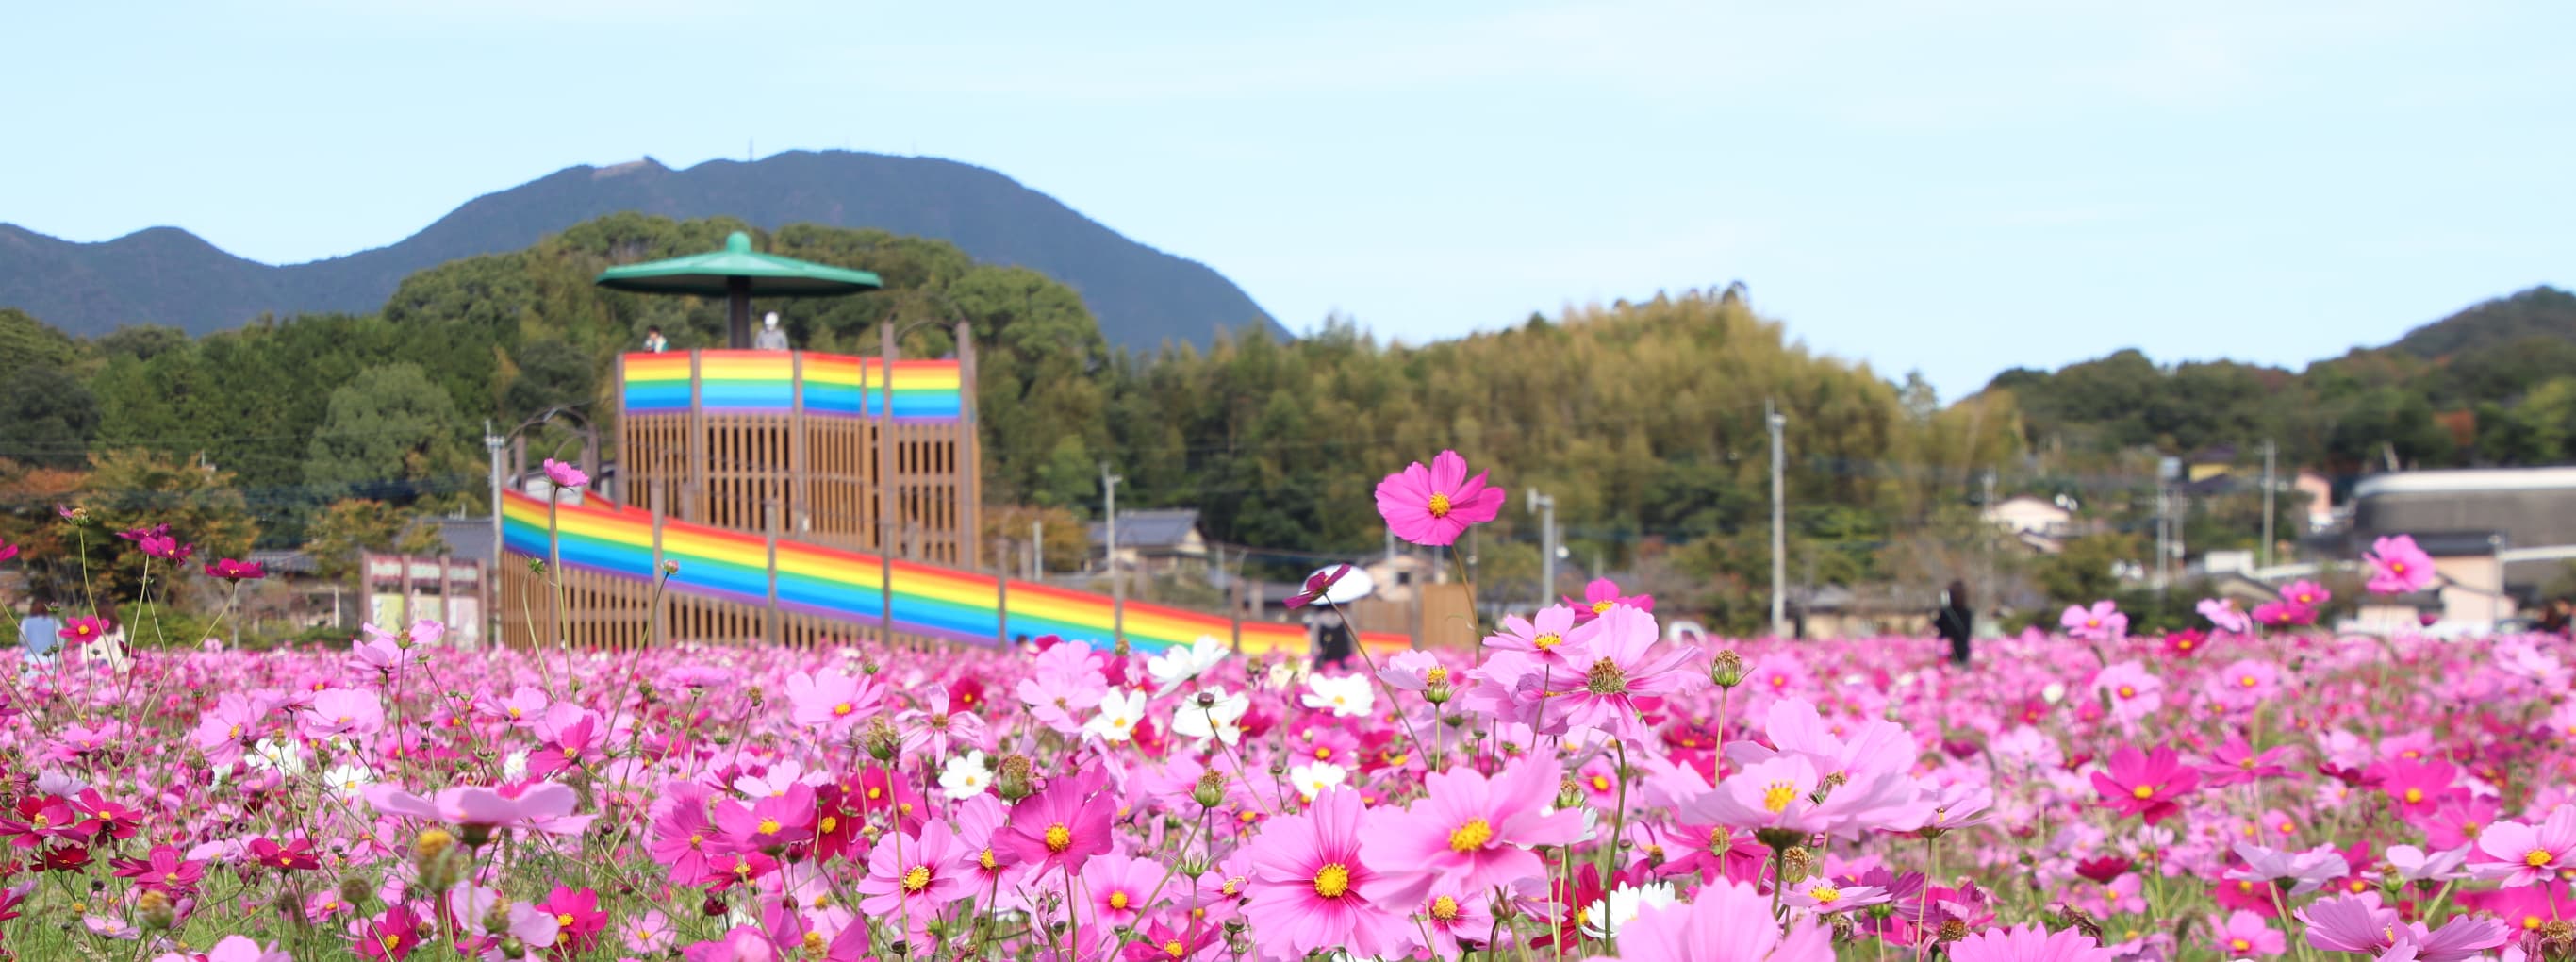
[204,557,266,581]
[1359,756,1582,904]
[1548,605,1701,742]
[1374,450,1506,547]
[2089,746,2198,825]
[857,819,972,917]
[1611,878,1830,962]
[2365,535,2437,594]
[1945,923,2115,962]
[2280,579,2331,608]
[1243,787,1402,960]
[2197,597,2251,635]
[997,769,1114,876]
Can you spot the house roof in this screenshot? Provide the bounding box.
[2399,530,2507,557]
[1088,509,1202,551]
[245,550,319,575]
[435,517,499,562]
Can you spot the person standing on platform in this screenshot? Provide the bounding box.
[754,312,790,350]
[642,325,670,353]
[17,595,59,670]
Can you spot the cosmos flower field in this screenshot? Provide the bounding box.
[0,452,2552,962]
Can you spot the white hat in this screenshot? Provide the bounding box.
[764,312,780,327]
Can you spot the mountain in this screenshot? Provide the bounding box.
[2385,286,2576,360]
[0,151,1282,351]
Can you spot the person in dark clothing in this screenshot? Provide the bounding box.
[1933,580,1974,667]
[2539,599,2573,639]
[1312,609,1355,669]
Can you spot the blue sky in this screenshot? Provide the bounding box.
[5,1,2569,400]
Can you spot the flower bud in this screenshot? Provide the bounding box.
[137,889,174,932]
[456,823,494,849]
[1192,771,1228,809]
[337,875,373,908]
[1778,846,1813,885]
[863,717,901,761]
[1709,650,1746,688]
[413,829,455,861]
[1196,691,1217,708]
[997,755,1036,803]
[1555,778,1585,810]
[660,559,682,577]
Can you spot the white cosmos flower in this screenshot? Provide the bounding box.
[245,738,305,775]
[1300,673,1375,719]
[1288,762,1348,802]
[322,764,375,797]
[941,752,995,800]
[502,749,529,782]
[1170,688,1249,746]
[1084,688,1148,744]
[1581,882,1680,938]
[1147,637,1230,692]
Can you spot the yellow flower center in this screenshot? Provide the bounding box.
[979,849,998,870]
[1593,600,1613,614]
[687,833,703,848]
[1427,492,1452,518]
[1045,823,1072,853]
[1448,819,1494,853]
[2117,686,2136,699]
[2232,938,2251,952]
[805,932,827,952]
[1313,863,1352,898]
[834,702,854,717]
[2528,849,2554,868]
[2132,785,2155,800]
[902,865,931,892]
[1810,885,1841,904]
[1426,666,1449,684]
[819,816,837,834]
[1109,890,1131,910]
[2404,788,2423,804]
[2392,562,2407,572]
[757,818,782,836]
[1591,775,1611,792]
[1432,894,1462,921]
[557,913,575,927]
[2238,675,2257,688]
[1763,781,1797,813]
[1164,940,1186,958]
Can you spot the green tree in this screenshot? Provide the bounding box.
[302,498,445,580]
[2034,534,2138,606]
[71,449,260,607]
[0,368,100,470]
[304,363,477,506]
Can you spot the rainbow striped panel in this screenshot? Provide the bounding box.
[801,355,867,418]
[501,490,1393,656]
[696,351,796,412]
[622,353,694,414]
[864,359,966,422]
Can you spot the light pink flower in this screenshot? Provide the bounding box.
[1374,450,1507,547]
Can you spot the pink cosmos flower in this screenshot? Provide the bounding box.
[2089,746,2198,824]
[2202,737,2292,788]
[2089,661,2164,724]
[2208,659,2281,711]
[2280,579,2331,608]
[2365,535,2437,594]
[1610,878,1831,962]
[535,886,608,954]
[303,688,387,738]
[2377,757,2458,821]
[1684,755,1829,836]
[1945,924,2115,962]
[2214,909,2286,957]
[1374,450,1507,547]
[1547,605,1701,742]
[164,936,292,962]
[786,669,882,737]
[58,617,110,645]
[857,819,972,916]
[1360,756,1583,904]
[361,782,595,835]
[2198,597,2252,634]
[542,457,589,489]
[2226,842,2349,895]
[2061,601,2125,641]
[1564,577,1653,624]
[139,533,193,562]
[1482,605,1591,672]
[1016,640,1110,735]
[1243,787,1402,960]
[2473,804,2576,887]
[713,786,817,850]
[2299,891,2507,962]
[1081,852,1166,929]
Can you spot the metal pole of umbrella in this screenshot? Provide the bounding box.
[728,277,751,350]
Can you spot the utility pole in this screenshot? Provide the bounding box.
[1768,400,1788,639]
[2260,440,2277,570]
[485,420,504,648]
[1527,489,1557,610]
[1102,464,1124,642]
[1032,519,1044,581]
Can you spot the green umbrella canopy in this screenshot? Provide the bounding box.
[595,231,883,348]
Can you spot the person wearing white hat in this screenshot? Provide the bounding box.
[753,311,790,350]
